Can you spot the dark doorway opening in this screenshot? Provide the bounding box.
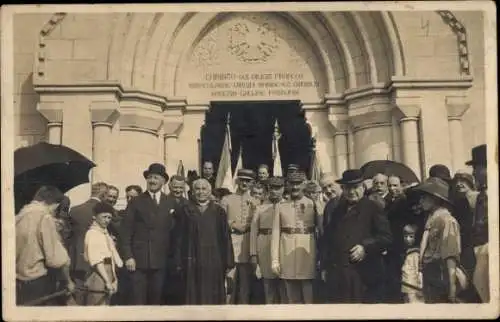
[200,101,313,177]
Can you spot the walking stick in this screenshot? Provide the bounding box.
[22,287,108,306]
[23,290,70,306]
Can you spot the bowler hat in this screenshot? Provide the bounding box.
[336,169,364,185]
[143,163,169,181]
[429,164,452,182]
[236,169,256,180]
[466,144,487,166]
[413,177,451,204]
[268,176,285,187]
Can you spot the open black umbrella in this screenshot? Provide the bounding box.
[360,160,420,184]
[14,142,96,213]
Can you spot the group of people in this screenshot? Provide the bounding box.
[15,143,489,305]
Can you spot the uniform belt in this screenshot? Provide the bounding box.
[258,228,272,235]
[232,229,249,235]
[281,227,314,234]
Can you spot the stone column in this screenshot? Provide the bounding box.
[163,97,186,176]
[394,99,422,181]
[90,102,120,184]
[328,113,349,178]
[46,122,62,144]
[446,96,470,172]
[37,102,63,144]
[350,111,393,168]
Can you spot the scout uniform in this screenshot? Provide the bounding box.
[250,177,286,304]
[271,171,317,304]
[220,169,257,304]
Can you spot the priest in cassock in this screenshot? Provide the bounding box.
[177,178,235,305]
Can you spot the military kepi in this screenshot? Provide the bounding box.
[143,163,169,181]
[466,144,487,166]
[236,169,256,180]
[287,171,306,183]
[268,176,285,187]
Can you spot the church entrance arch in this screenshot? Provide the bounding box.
[201,100,313,177]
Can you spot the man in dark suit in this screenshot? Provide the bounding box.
[163,175,189,305]
[202,161,216,190]
[120,163,177,305]
[321,169,392,303]
[68,181,109,305]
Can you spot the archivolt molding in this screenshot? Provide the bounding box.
[35,13,67,78]
[436,11,471,76]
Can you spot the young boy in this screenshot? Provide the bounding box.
[401,224,424,303]
[83,202,123,305]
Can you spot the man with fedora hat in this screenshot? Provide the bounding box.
[321,169,392,303]
[270,171,317,304]
[413,177,462,303]
[120,163,178,305]
[220,168,257,304]
[466,144,489,303]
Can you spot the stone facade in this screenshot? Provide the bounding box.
[13,11,487,206]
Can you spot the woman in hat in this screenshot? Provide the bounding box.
[451,171,479,290]
[415,177,462,303]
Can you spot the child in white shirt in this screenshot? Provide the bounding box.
[401,224,424,303]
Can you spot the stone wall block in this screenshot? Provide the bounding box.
[445,96,470,119]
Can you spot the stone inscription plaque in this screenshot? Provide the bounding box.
[188,72,320,98]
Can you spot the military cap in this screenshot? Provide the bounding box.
[236,169,256,180]
[268,176,285,187]
[287,171,306,183]
[304,181,321,193]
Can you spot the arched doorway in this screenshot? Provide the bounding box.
[200,101,313,177]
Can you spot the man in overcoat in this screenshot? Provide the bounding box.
[321,169,392,303]
[68,181,108,305]
[271,171,317,304]
[163,175,189,305]
[120,163,177,305]
[220,169,257,304]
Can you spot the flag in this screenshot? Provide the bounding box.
[176,160,185,178]
[215,114,235,192]
[272,120,282,177]
[233,146,243,188]
[176,160,188,198]
[234,146,243,176]
[310,148,323,182]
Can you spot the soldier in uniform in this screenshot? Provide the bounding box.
[220,169,257,304]
[250,176,286,304]
[271,171,317,304]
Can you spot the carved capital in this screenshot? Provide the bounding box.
[445,96,470,120]
[392,96,422,120]
[163,109,184,136]
[90,101,120,126]
[328,113,349,135]
[37,101,64,123]
[120,110,163,135]
[349,110,393,131]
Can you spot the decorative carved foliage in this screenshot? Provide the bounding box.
[227,16,279,64]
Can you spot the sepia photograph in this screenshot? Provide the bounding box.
[1,1,498,320]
